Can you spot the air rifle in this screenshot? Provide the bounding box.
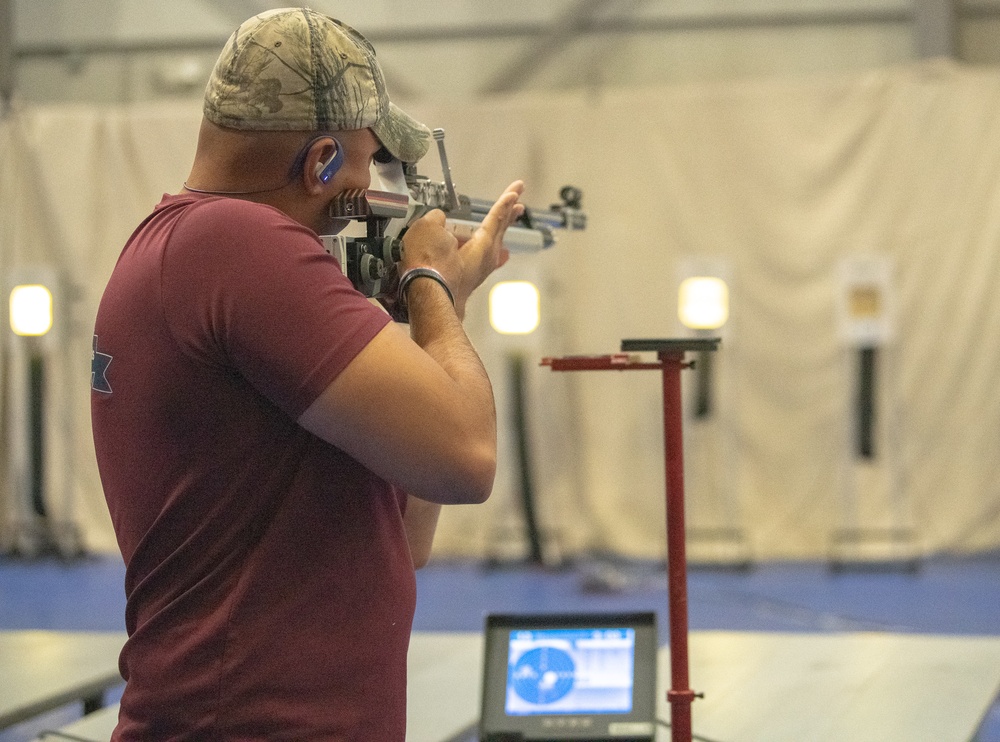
[321,128,585,318]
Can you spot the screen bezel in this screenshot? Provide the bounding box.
[479,612,657,742]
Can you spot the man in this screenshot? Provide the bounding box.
[91,7,524,740]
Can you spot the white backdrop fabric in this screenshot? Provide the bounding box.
[2,60,1000,560]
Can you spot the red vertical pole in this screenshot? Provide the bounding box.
[661,351,694,742]
[542,343,708,739]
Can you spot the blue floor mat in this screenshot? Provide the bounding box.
[2,550,999,741]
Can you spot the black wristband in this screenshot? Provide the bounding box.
[397,267,455,309]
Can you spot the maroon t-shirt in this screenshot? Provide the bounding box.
[92,193,414,741]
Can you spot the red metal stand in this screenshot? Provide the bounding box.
[541,338,720,742]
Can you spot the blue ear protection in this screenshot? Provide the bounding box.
[314,138,344,183]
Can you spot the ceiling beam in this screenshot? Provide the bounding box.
[477,0,620,95]
[914,0,957,58]
[16,7,928,59]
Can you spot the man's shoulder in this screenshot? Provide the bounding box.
[168,193,295,231]
[162,194,321,257]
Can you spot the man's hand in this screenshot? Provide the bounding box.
[401,181,525,317]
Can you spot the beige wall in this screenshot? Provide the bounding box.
[3,60,1000,561]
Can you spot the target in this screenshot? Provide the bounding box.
[510,646,576,705]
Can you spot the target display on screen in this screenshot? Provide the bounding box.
[504,627,636,716]
[481,612,656,742]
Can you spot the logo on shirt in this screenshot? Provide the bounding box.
[92,335,113,394]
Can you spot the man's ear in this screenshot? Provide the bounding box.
[304,137,343,192]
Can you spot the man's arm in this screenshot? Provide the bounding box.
[297,182,525,507]
[404,496,442,568]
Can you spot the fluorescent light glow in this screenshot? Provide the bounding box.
[490,281,540,335]
[10,284,53,336]
[678,276,729,330]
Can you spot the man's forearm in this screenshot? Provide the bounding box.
[406,277,495,412]
[402,281,490,563]
[404,277,498,500]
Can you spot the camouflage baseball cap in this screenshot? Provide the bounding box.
[204,7,431,163]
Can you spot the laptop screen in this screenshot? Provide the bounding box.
[505,627,637,716]
[481,612,657,742]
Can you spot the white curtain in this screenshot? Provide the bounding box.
[2,60,1000,560]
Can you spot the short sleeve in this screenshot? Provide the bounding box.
[161,197,391,418]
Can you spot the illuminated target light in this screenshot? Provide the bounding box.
[9,284,54,337]
[678,276,729,331]
[489,280,540,335]
[678,274,729,421]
